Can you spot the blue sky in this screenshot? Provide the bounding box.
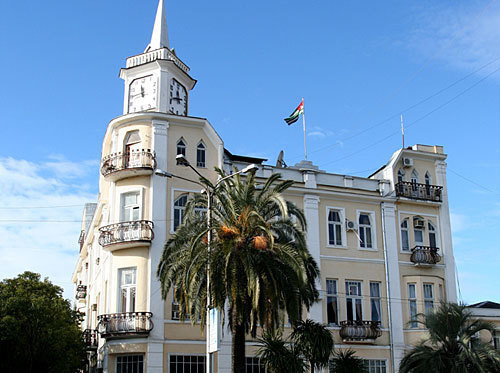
[0,0,499,304]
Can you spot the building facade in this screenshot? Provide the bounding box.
[72,1,458,372]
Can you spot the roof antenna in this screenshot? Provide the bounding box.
[276,150,287,168]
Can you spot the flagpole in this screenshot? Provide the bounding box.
[302,98,307,160]
[400,114,405,149]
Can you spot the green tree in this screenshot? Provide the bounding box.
[157,170,320,372]
[0,271,85,373]
[291,319,334,373]
[329,349,367,373]
[257,330,304,373]
[399,302,500,373]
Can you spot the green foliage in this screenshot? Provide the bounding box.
[291,319,334,372]
[329,349,367,373]
[399,302,500,373]
[0,271,85,373]
[257,330,304,373]
[157,169,320,371]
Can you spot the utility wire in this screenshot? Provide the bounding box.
[448,168,500,196]
[319,63,500,167]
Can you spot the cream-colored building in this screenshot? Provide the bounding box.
[72,1,458,372]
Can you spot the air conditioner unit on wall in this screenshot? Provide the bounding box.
[402,157,414,167]
[346,220,357,231]
[413,218,425,229]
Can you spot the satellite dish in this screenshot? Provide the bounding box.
[276,150,287,168]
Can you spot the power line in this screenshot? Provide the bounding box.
[310,54,500,156]
[0,204,86,210]
[319,63,500,167]
[448,168,500,196]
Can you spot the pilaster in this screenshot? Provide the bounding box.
[435,160,458,302]
[147,120,169,373]
[381,202,405,372]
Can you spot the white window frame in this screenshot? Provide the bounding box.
[345,280,363,321]
[370,282,382,325]
[356,210,378,251]
[398,211,441,253]
[118,267,137,313]
[170,188,199,233]
[410,169,419,183]
[116,354,144,373]
[408,283,418,328]
[413,217,425,246]
[173,194,188,231]
[428,221,438,249]
[325,206,346,248]
[400,218,410,252]
[120,191,141,222]
[364,359,388,373]
[423,283,434,316]
[326,279,339,326]
[176,138,186,156]
[397,168,405,183]
[117,188,144,223]
[196,141,206,168]
[168,354,206,373]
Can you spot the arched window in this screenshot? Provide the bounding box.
[124,131,142,167]
[197,141,206,168]
[410,169,419,184]
[176,138,186,156]
[173,194,188,231]
[425,171,431,186]
[397,169,405,183]
[359,213,373,248]
[428,222,437,248]
[328,209,343,246]
[400,219,409,251]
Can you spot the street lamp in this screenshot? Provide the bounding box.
[155,157,258,372]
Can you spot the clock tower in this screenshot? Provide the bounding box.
[119,0,196,116]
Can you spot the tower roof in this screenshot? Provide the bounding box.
[146,0,169,52]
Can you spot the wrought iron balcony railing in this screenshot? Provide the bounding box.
[395,181,443,202]
[97,312,153,340]
[83,329,98,350]
[100,150,156,178]
[76,285,87,300]
[410,246,441,265]
[98,220,154,248]
[339,320,382,342]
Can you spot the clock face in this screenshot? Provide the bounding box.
[169,79,187,116]
[128,75,157,113]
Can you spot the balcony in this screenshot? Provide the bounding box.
[339,320,382,343]
[83,329,98,351]
[97,312,153,340]
[100,150,156,181]
[395,181,442,202]
[76,285,87,301]
[98,220,154,250]
[410,246,441,266]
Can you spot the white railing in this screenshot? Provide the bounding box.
[126,48,190,73]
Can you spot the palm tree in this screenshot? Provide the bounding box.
[329,349,367,373]
[399,302,500,373]
[157,169,320,372]
[257,330,304,373]
[291,319,334,373]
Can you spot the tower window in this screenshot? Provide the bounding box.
[401,219,409,251]
[176,139,186,156]
[197,142,206,168]
[411,169,419,184]
[397,169,405,183]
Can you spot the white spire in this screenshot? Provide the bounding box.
[146,0,169,52]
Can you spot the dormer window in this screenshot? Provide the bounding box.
[177,139,186,156]
[197,142,206,168]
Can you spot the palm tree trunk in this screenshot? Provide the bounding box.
[232,322,246,372]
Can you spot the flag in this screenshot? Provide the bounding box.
[284,99,304,125]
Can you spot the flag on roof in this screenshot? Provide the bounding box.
[284,99,304,125]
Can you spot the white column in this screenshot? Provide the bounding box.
[303,194,322,322]
[217,323,232,373]
[381,202,405,372]
[147,120,169,373]
[435,160,458,302]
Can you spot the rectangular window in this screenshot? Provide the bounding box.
[358,213,373,248]
[364,359,387,373]
[408,284,417,328]
[121,192,140,221]
[401,219,410,251]
[245,357,265,373]
[119,268,136,313]
[170,355,205,373]
[327,209,343,246]
[116,355,144,373]
[370,282,381,323]
[493,331,500,350]
[423,284,434,316]
[346,281,362,321]
[326,279,339,325]
[414,228,424,245]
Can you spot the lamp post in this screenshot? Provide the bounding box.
[155,155,258,373]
